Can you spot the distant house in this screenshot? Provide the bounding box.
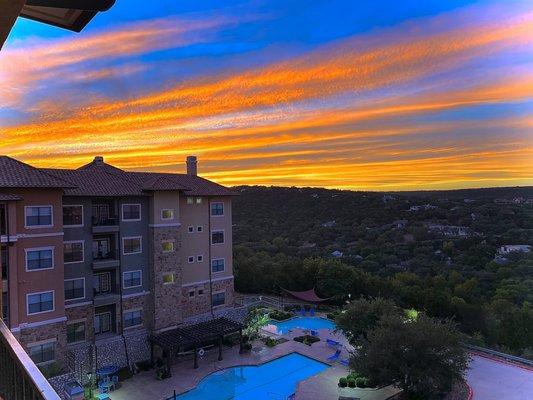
[463,198,475,203]
[393,219,408,229]
[311,193,319,198]
[427,224,472,237]
[322,220,336,228]
[497,245,531,255]
[331,250,343,258]
[408,204,437,212]
[382,194,396,203]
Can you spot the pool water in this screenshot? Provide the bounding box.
[173,353,328,400]
[266,317,336,335]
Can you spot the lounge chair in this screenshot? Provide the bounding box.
[326,338,340,348]
[339,359,349,366]
[327,349,341,361]
[310,329,318,337]
[299,306,306,316]
[309,307,315,316]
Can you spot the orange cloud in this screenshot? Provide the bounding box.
[1,5,532,190]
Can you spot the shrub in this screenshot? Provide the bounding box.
[355,377,369,388]
[347,378,356,388]
[348,372,359,380]
[269,309,293,321]
[265,337,277,347]
[339,377,348,387]
[118,366,134,381]
[242,342,253,352]
[293,335,320,345]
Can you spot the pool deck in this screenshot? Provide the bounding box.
[108,327,400,400]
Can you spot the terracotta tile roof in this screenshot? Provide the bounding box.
[0,192,22,201]
[48,157,235,196]
[0,156,75,188]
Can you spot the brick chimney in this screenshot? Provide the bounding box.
[94,156,104,164]
[186,156,198,176]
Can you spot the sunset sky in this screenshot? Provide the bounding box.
[1,0,532,191]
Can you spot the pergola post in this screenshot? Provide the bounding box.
[239,329,244,354]
[193,346,199,369]
[150,341,154,365]
[218,337,223,361]
[167,349,173,377]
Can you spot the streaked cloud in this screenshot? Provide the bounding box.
[0,1,532,190]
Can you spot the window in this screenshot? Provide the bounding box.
[123,271,142,288]
[64,279,85,300]
[29,342,55,364]
[122,204,141,221]
[27,291,54,315]
[188,226,194,233]
[63,205,83,227]
[161,209,174,220]
[188,256,194,263]
[211,230,224,245]
[25,206,52,227]
[197,255,203,262]
[94,312,111,334]
[198,289,204,295]
[26,248,53,271]
[197,225,203,233]
[186,197,194,205]
[211,202,224,216]
[162,241,174,252]
[67,322,86,344]
[162,273,174,284]
[64,241,84,264]
[123,237,142,254]
[196,197,202,204]
[211,259,225,273]
[124,310,142,328]
[212,292,225,307]
[188,290,195,298]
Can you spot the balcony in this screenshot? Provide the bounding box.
[92,250,119,269]
[93,284,120,307]
[91,216,119,234]
[0,319,61,400]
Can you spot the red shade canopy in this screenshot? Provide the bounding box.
[282,288,329,303]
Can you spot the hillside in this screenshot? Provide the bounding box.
[232,185,533,357]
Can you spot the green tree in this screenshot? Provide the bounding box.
[352,314,469,399]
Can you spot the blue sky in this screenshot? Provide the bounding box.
[1,0,531,190]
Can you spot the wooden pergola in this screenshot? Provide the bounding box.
[150,317,245,370]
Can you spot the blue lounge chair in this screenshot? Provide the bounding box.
[310,329,318,337]
[299,306,306,316]
[340,359,349,366]
[326,339,340,348]
[327,349,341,361]
[309,307,315,316]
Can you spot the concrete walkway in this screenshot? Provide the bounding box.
[466,354,533,400]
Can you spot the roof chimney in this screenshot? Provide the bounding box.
[186,156,197,176]
[94,156,104,164]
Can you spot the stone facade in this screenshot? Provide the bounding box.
[181,277,235,319]
[16,319,68,367]
[149,226,183,331]
[66,303,94,343]
[123,292,152,332]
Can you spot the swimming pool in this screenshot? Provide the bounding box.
[265,316,336,335]
[172,353,328,400]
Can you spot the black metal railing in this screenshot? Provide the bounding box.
[92,250,117,261]
[92,216,117,226]
[0,319,61,400]
[93,284,120,297]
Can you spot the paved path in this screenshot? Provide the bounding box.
[467,354,533,400]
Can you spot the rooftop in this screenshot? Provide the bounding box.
[0,156,236,197]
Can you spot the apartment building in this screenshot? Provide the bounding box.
[0,155,235,367]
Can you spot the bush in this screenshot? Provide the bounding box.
[347,378,356,388]
[118,366,134,381]
[293,335,320,346]
[339,377,348,387]
[269,309,293,321]
[355,377,369,388]
[242,342,253,352]
[348,372,359,380]
[265,337,277,347]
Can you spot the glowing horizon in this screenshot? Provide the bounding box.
[1,0,532,191]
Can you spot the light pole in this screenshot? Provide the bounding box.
[86,371,93,399]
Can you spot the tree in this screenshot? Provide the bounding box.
[352,314,469,400]
[335,297,400,345]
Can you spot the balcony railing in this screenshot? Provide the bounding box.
[92,216,117,226]
[0,319,60,400]
[92,250,117,261]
